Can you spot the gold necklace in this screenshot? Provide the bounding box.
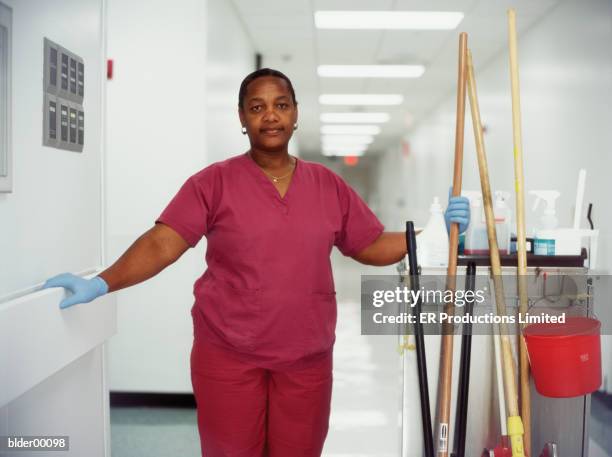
[249,153,296,183]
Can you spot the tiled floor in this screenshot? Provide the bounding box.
[110,407,200,456]
[110,252,611,456]
[591,391,612,456]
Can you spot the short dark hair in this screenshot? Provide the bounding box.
[238,68,297,109]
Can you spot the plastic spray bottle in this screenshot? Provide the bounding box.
[494,191,512,255]
[463,191,487,255]
[529,190,560,255]
[417,197,449,267]
[464,190,512,255]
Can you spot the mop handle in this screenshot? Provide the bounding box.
[406,221,419,276]
[437,31,468,457]
[406,221,435,457]
[494,327,508,435]
[452,261,477,457]
[508,9,531,454]
[466,49,525,457]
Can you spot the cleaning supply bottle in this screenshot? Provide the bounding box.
[529,190,560,255]
[417,197,449,267]
[530,190,559,230]
[463,191,488,255]
[494,191,512,255]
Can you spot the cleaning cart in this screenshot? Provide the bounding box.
[398,254,597,457]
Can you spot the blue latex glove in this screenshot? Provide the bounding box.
[445,189,470,235]
[42,273,109,309]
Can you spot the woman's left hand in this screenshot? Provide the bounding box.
[445,193,470,235]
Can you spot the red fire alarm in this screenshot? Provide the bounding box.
[107,59,114,80]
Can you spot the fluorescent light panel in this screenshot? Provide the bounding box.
[319,94,404,105]
[318,65,424,78]
[315,11,464,30]
[320,113,390,123]
[321,125,381,135]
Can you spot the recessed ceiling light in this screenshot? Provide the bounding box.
[319,94,404,106]
[322,135,375,145]
[320,113,390,123]
[318,65,425,78]
[315,11,464,30]
[321,125,382,135]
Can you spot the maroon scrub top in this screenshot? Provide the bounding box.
[155,152,384,369]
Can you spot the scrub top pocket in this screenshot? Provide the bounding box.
[305,292,337,354]
[195,274,261,352]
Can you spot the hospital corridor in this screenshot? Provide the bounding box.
[1,1,612,457]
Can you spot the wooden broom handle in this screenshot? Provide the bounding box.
[436,31,467,457]
[508,9,532,455]
[448,31,468,274]
[466,50,525,457]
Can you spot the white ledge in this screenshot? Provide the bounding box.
[0,275,117,407]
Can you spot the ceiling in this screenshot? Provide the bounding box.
[230,0,560,158]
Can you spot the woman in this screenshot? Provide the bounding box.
[43,68,470,457]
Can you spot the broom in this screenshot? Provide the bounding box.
[466,49,525,457]
[507,9,532,454]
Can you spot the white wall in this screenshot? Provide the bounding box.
[106,0,253,392]
[206,0,253,163]
[2,347,109,457]
[0,0,106,299]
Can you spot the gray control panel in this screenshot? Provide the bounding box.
[43,38,84,152]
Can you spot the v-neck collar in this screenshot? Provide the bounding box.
[242,151,300,203]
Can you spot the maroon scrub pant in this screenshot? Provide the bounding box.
[190,339,333,457]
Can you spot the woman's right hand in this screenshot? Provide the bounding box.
[42,273,109,309]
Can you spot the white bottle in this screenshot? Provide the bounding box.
[530,190,559,230]
[494,191,511,255]
[529,190,560,255]
[417,197,449,267]
[463,191,488,255]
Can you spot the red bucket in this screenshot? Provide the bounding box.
[523,316,602,398]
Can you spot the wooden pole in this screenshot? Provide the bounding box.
[508,9,532,455]
[466,50,525,457]
[436,31,467,457]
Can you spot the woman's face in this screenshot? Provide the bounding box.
[239,76,298,153]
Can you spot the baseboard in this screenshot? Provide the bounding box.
[110,391,196,408]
